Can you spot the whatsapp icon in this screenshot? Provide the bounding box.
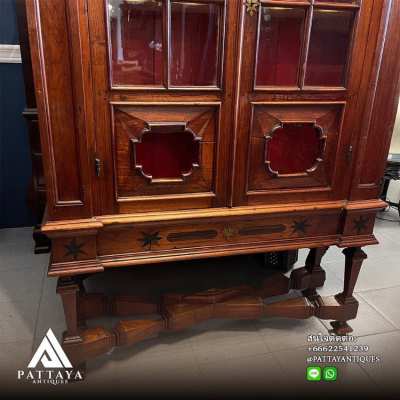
[323,366,338,381]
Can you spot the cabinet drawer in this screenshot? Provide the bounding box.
[97,211,341,256]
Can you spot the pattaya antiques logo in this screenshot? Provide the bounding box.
[17,329,83,384]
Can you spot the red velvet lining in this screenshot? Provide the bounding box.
[135,131,200,180]
[267,124,322,175]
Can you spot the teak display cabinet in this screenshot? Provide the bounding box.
[25,0,400,367]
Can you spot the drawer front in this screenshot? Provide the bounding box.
[97,211,341,256]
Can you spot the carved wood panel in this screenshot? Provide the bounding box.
[113,104,220,210]
[248,103,345,192]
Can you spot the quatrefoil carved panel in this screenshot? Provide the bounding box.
[130,122,201,184]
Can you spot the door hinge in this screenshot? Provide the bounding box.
[95,158,102,177]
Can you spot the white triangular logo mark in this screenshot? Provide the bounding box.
[28,329,73,369]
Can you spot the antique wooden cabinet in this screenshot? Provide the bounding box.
[25,0,400,367]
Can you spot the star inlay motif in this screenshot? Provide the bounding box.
[353,216,369,234]
[64,238,87,260]
[138,232,162,250]
[291,219,311,235]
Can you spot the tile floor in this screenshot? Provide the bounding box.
[0,209,399,397]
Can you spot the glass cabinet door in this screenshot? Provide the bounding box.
[88,0,234,215]
[233,0,371,206]
[107,0,225,89]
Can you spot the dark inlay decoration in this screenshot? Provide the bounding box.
[64,238,87,260]
[265,122,326,177]
[238,225,285,236]
[132,122,201,183]
[167,230,218,242]
[138,232,162,250]
[291,219,311,235]
[353,216,369,234]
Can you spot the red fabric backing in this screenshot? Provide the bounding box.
[135,131,200,180]
[267,124,322,175]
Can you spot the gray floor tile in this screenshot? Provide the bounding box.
[0,300,38,344]
[84,341,200,394]
[256,317,327,352]
[0,227,34,245]
[317,267,344,296]
[192,333,269,364]
[319,294,397,337]
[358,286,400,329]
[327,254,400,293]
[0,247,48,273]
[190,319,262,345]
[363,231,400,260]
[357,331,400,394]
[0,341,33,386]
[198,352,286,395]
[0,266,45,304]
[33,276,66,349]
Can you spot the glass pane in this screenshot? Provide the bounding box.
[305,9,354,87]
[108,0,163,86]
[170,2,221,86]
[266,124,323,175]
[256,7,305,87]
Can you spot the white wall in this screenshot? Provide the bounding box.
[387,104,400,203]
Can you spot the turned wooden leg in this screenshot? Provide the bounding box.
[290,247,328,295]
[330,247,367,335]
[303,247,328,299]
[57,277,83,345]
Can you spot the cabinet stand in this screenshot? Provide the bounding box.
[57,245,367,367]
